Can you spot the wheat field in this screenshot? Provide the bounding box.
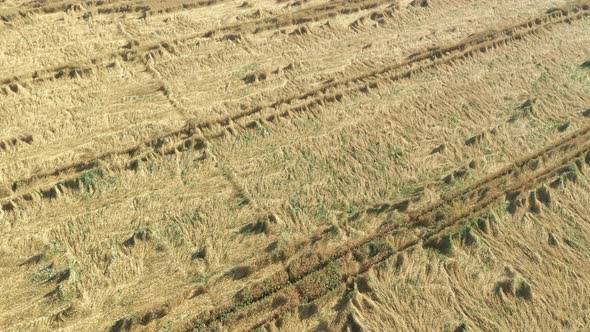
[1,0,590,331]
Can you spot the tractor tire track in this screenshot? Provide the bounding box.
[187,124,590,331]
[2,3,587,215]
[0,0,231,23]
[0,0,410,93]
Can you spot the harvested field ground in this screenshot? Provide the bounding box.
[1,0,590,331]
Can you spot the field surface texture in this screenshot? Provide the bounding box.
[1,0,590,331]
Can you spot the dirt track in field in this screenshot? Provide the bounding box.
[1,0,590,331]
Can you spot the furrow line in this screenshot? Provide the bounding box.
[2,4,587,214]
[185,125,590,330]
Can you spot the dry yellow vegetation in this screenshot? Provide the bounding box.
[1,0,590,331]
